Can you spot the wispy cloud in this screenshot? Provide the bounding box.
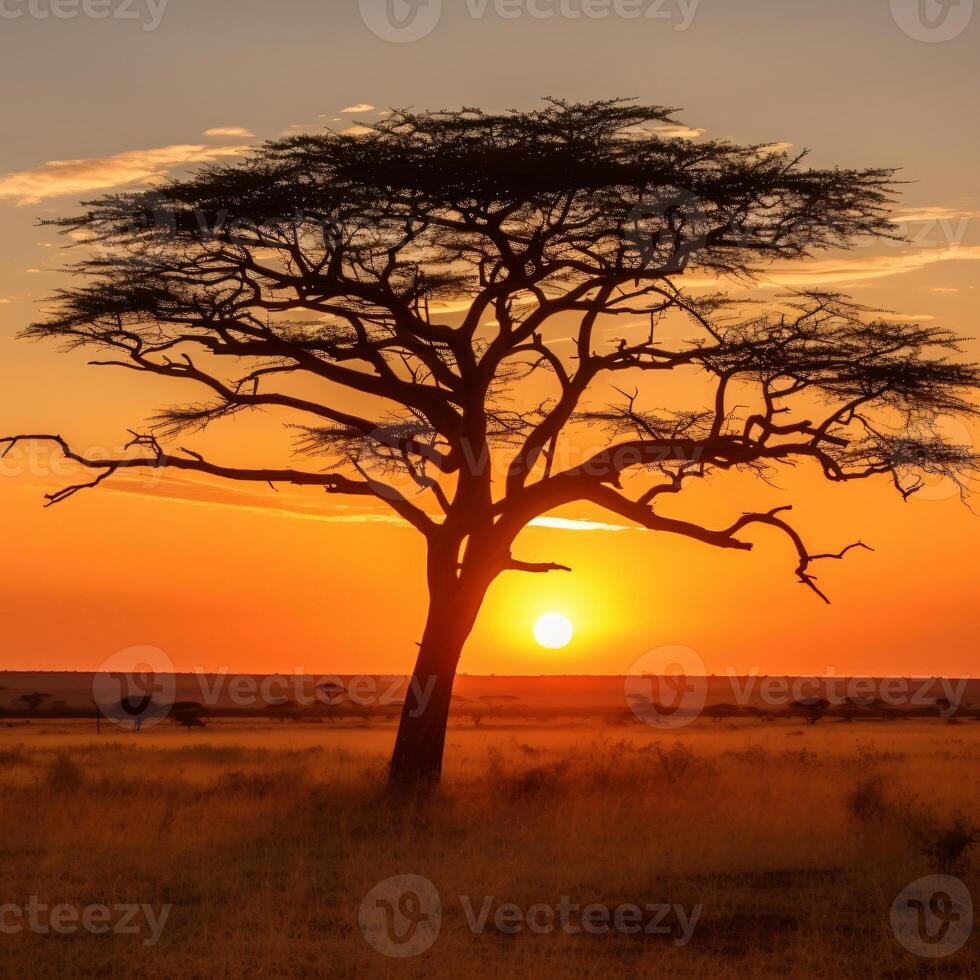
[528,516,630,532]
[107,482,407,526]
[757,141,794,157]
[204,126,255,138]
[52,470,636,533]
[759,246,980,288]
[0,144,249,206]
[651,123,705,140]
[894,206,980,222]
[876,312,936,322]
[341,103,375,113]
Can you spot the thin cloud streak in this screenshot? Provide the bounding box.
[894,206,980,222]
[651,123,706,140]
[528,516,630,533]
[755,246,980,289]
[81,473,637,533]
[0,144,249,205]
[204,126,255,138]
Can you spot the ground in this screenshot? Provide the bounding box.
[1,717,977,978]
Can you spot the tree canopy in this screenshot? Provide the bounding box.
[8,100,976,592]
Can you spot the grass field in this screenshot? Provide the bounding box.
[1,718,977,978]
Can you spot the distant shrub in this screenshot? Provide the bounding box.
[913,814,979,874]
[0,744,27,766]
[726,744,770,765]
[485,748,571,799]
[45,753,84,791]
[214,769,300,798]
[847,775,888,824]
[849,775,980,873]
[655,743,698,783]
[509,762,572,799]
[174,744,250,764]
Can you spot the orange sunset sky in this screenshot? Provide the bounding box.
[0,1,978,678]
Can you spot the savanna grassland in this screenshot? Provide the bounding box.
[1,718,978,979]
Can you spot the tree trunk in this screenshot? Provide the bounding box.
[388,580,484,790]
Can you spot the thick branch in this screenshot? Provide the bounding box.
[0,433,435,537]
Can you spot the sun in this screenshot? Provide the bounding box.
[533,612,574,650]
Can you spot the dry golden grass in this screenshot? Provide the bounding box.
[1,719,978,978]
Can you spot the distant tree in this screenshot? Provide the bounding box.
[171,701,207,729]
[449,694,473,724]
[791,697,831,726]
[915,816,979,874]
[706,703,739,723]
[90,699,102,734]
[16,692,49,713]
[267,698,302,723]
[119,694,154,732]
[3,100,978,789]
[315,681,349,722]
[316,681,347,703]
[175,713,207,730]
[469,694,522,728]
[841,696,884,722]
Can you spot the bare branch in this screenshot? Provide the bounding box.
[0,433,435,536]
[503,558,573,574]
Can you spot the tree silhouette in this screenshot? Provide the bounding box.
[841,696,884,722]
[3,100,977,788]
[790,697,831,726]
[469,694,523,728]
[314,681,349,723]
[171,700,207,729]
[15,692,49,714]
[118,693,154,732]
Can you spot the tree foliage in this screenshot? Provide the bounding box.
[6,100,976,607]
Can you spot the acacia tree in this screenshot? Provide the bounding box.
[4,100,977,787]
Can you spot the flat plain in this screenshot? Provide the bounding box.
[1,714,978,978]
